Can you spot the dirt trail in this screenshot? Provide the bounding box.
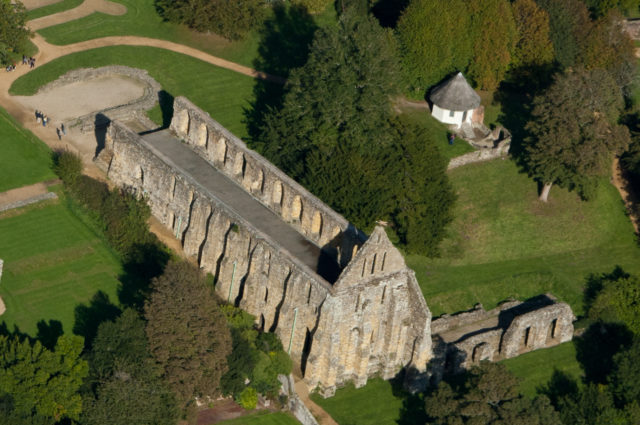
[612,158,639,234]
[0,181,55,208]
[22,0,62,10]
[29,0,126,31]
[294,380,339,425]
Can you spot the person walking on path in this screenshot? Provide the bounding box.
[42,115,48,127]
[56,128,61,140]
[61,123,66,136]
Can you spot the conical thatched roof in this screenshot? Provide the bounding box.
[429,72,481,111]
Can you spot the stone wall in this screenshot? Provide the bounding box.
[431,295,575,377]
[447,138,511,170]
[169,97,364,266]
[100,112,432,396]
[279,375,319,425]
[37,66,161,133]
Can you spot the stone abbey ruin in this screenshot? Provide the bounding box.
[94,89,575,396]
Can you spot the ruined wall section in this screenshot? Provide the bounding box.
[305,227,432,397]
[102,121,332,373]
[169,97,363,268]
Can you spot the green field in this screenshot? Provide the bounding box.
[0,106,56,192]
[0,199,122,336]
[408,159,640,317]
[27,0,83,20]
[34,0,337,69]
[10,46,262,139]
[311,378,420,425]
[217,411,300,425]
[502,342,583,398]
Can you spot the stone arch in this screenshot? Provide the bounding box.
[196,123,207,147]
[272,181,283,206]
[215,137,227,164]
[252,169,264,193]
[136,166,144,185]
[233,152,245,176]
[548,319,558,340]
[370,253,377,274]
[523,326,531,348]
[170,175,176,200]
[311,211,322,236]
[291,195,302,221]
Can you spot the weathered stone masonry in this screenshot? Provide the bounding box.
[97,97,432,397]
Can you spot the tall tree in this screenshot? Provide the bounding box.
[397,0,472,93]
[524,68,630,201]
[424,362,562,424]
[0,335,87,422]
[536,0,591,68]
[293,0,333,14]
[467,0,517,90]
[587,271,640,335]
[585,0,640,17]
[82,309,178,425]
[0,0,30,65]
[511,0,554,69]
[144,261,232,409]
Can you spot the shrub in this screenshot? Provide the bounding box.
[238,386,257,410]
[52,150,83,185]
[292,0,333,14]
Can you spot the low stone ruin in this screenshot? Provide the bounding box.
[429,294,575,383]
[448,125,511,170]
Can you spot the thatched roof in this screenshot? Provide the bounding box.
[429,72,481,111]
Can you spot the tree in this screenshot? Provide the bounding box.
[536,0,591,68]
[466,0,517,90]
[511,0,554,69]
[588,271,640,335]
[83,309,178,425]
[397,0,472,93]
[577,11,637,93]
[0,335,87,422]
[424,362,562,424]
[144,261,232,408]
[155,0,266,40]
[585,0,640,17]
[0,0,30,66]
[524,68,630,201]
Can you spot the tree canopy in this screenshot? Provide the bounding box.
[155,0,266,40]
[511,0,554,69]
[524,68,630,201]
[397,0,472,94]
[0,0,30,66]
[0,335,87,422]
[144,261,232,408]
[536,0,591,68]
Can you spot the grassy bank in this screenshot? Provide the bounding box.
[27,0,83,20]
[0,199,121,335]
[409,159,640,317]
[0,106,55,192]
[217,412,300,425]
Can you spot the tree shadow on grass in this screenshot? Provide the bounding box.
[574,322,633,385]
[117,242,170,312]
[539,369,580,408]
[36,319,63,350]
[244,3,318,145]
[73,290,121,349]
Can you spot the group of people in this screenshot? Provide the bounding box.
[22,55,36,69]
[35,110,66,140]
[5,56,36,72]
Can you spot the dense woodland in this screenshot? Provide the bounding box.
[2,0,640,423]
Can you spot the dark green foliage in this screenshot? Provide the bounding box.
[585,0,640,17]
[536,0,590,68]
[220,305,292,401]
[397,0,472,94]
[586,269,640,335]
[82,309,179,425]
[467,0,518,90]
[52,149,83,185]
[424,362,561,424]
[0,0,30,66]
[524,68,630,200]
[0,335,88,422]
[144,261,232,408]
[609,338,640,408]
[154,0,266,40]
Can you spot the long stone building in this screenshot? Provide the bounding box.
[96,95,574,397]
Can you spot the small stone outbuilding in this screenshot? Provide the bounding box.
[429,72,481,128]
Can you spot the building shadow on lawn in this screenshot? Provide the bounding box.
[389,369,428,425]
[244,3,318,145]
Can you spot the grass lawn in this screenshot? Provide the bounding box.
[0,199,122,336]
[27,0,83,20]
[10,46,264,139]
[311,378,422,425]
[408,159,640,317]
[35,0,338,69]
[502,342,583,398]
[400,109,475,160]
[0,106,55,192]
[216,412,300,425]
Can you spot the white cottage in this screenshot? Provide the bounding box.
[429,72,481,128]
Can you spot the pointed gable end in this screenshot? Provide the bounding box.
[334,226,406,289]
